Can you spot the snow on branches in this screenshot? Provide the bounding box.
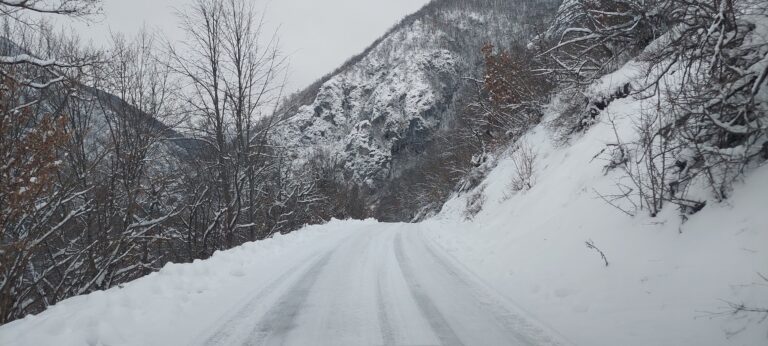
[0,0,99,17]
[586,0,767,217]
[535,0,671,86]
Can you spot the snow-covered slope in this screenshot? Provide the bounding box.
[425,64,768,344]
[276,26,458,185]
[428,130,768,344]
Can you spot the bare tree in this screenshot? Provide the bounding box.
[170,0,288,252]
[76,30,183,287]
[535,0,671,87]
[0,77,91,322]
[0,0,101,324]
[0,0,101,88]
[469,43,553,144]
[0,0,99,16]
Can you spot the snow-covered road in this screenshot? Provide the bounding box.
[0,220,566,346]
[196,222,564,346]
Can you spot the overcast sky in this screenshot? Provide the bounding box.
[62,0,431,92]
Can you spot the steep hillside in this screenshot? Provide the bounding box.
[426,72,768,346]
[275,0,561,219]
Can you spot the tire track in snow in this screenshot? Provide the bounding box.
[245,251,334,345]
[202,251,331,346]
[394,232,465,346]
[415,228,572,346]
[375,278,397,346]
[375,231,397,346]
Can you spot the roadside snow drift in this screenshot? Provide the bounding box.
[0,220,367,346]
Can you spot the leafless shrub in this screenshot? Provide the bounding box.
[508,143,538,193]
[548,89,590,145]
[703,273,768,337]
[580,0,766,222]
[639,0,768,201]
[534,0,670,87]
[595,112,706,219]
[464,185,487,220]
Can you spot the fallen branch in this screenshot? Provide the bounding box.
[586,239,609,267]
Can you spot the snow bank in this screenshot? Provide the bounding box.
[0,219,376,346]
[425,87,768,345]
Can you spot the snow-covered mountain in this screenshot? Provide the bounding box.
[275,0,560,199]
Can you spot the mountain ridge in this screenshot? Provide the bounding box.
[276,0,562,219]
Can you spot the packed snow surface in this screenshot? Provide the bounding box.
[0,220,569,346]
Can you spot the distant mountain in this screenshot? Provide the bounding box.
[275,0,562,218]
[0,36,200,159]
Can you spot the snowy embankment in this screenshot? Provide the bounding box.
[0,220,369,345]
[425,71,768,344]
[426,136,768,345]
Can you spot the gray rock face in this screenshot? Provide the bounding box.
[276,0,562,192]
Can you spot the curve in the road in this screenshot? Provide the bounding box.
[199,224,569,346]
